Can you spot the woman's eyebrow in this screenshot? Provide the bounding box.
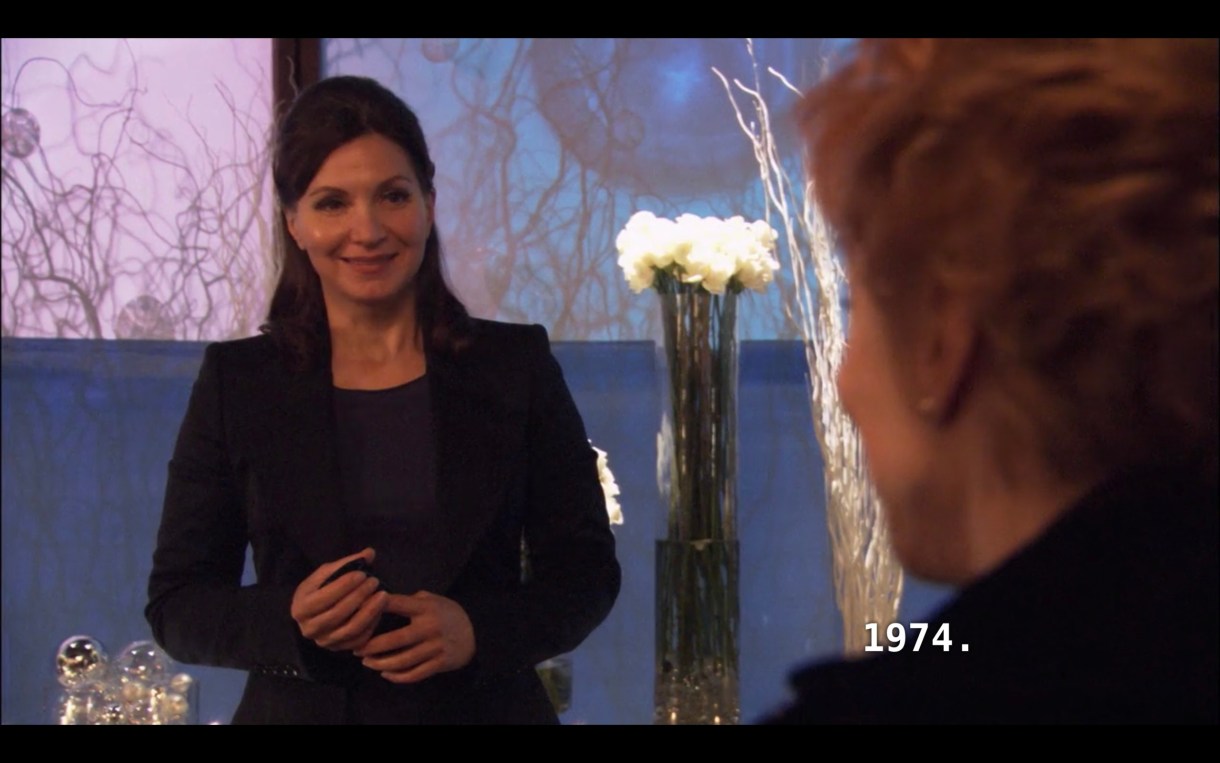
[304,175,416,199]
[303,185,347,199]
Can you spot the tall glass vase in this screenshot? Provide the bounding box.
[653,276,740,725]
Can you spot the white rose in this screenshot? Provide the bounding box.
[617,211,691,292]
[737,244,780,293]
[749,219,778,251]
[736,220,780,292]
[615,211,655,263]
[672,214,714,271]
[736,256,774,292]
[620,258,656,293]
[720,217,754,274]
[682,244,735,294]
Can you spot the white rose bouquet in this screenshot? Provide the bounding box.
[616,211,780,295]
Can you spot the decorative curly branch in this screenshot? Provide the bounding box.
[714,39,902,654]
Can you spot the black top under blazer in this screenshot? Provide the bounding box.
[146,320,621,724]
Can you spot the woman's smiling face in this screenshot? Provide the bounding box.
[285,132,434,318]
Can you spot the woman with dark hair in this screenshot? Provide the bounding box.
[146,76,620,724]
[766,38,1217,723]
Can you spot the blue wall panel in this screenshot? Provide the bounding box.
[1,338,948,724]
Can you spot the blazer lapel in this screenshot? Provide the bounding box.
[266,362,351,565]
[427,347,517,592]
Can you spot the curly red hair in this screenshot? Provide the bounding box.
[802,39,1218,483]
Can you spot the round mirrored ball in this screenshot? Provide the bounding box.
[55,635,109,689]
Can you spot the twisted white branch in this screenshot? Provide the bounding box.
[714,40,903,654]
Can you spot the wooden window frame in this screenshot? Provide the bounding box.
[272,38,322,121]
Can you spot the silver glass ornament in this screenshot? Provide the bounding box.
[114,640,171,684]
[55,689,93,725]
[169,672,194,694]
[421,39,459,63]
[1,108,40,159]
[86,683,126,725]
[126,683,166,724]
[159,690,190,724]
[114,295,174,340]
[56,635,109,689]
[120,677,149,703]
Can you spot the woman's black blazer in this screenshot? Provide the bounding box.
[146,320,621,723]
